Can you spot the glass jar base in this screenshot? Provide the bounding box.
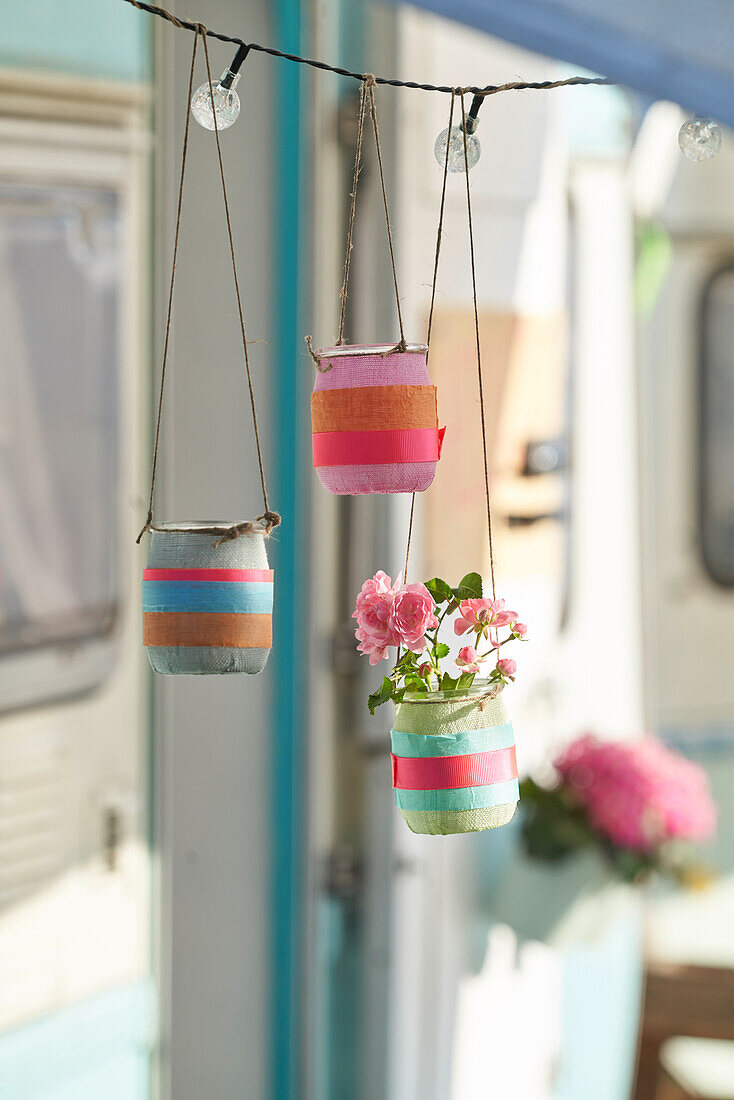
[317,462,437,495]
[400,802,517,835]
[146,645,270,675]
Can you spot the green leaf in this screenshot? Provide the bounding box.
[434,643,450,659]
[368,676,395,715]
[456,671,476,690]
[368,691,386,715]
[425,577,454,603]
[453,585,481,601]
[439,673,458,691]
[458,572,483,598]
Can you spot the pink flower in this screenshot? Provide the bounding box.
[352,571,401,664]
[497,658,517,677]
[456,646,486,674]
[355,614,398,663]
[390,584,438,653]
[554,735,717,853]
[355,598,399,664]
[494,610,519,628]
[418,663,432,677]
[454,597,519,636]
[454,598,500,636]
[513,622,527,637]
[354,570,399,614]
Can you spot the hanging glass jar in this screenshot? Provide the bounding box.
[307,77,443,496]
[310,342,443,494]
[137,29,280,675]
[391,681,518,836]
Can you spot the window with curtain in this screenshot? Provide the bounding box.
[0,182,121,655]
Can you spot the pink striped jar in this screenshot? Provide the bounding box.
[310,343,444,495]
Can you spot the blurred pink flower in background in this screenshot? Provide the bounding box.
[554,734,716,853]
[497,658,517,677]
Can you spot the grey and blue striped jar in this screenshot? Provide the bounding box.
[142,523,273,675]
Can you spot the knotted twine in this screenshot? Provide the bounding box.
[137,26,280,546]
[306,74,407,371]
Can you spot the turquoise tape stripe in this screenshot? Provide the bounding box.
[390,722,514,758]
[394,777,519,812]
[142,580,273,614]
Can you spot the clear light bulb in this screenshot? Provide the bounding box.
[434,125,481,172]
[678,117,722,162]
[191,70,241,130]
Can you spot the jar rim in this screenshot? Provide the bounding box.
[400,679,505,704]
[311,341,428,359]
[151,520,264,534]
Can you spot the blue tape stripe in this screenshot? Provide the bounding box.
[394,778,519,812]
[390,722,514,758]
[142,580,273,614]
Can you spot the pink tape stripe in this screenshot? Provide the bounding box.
[312,426,445,468]
[391,746,518,791]
[143,568,274,582]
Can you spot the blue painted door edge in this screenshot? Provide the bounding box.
[270,2,307,1099]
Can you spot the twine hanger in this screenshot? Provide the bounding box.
[401,89,496,605]
[137,25,280,545]
[401,89,455,583]
[459,90,497,601]
[306,74,407,370]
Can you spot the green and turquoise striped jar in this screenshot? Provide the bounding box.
[391,682,518,835]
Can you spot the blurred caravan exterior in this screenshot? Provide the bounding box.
[0,7,155,1098]
[308,7,734,1099]
[0,3,733,1100]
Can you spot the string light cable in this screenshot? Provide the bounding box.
[122,0,614,98]
[123,1,723,160]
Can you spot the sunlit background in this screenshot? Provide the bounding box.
[0,1,733,1098]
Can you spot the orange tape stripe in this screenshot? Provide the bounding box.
[143,612,272,648]
[311,385,437,433]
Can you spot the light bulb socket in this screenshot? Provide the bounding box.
[218,69,241,92]
[220,43,250,90]
[461,94,484,135]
